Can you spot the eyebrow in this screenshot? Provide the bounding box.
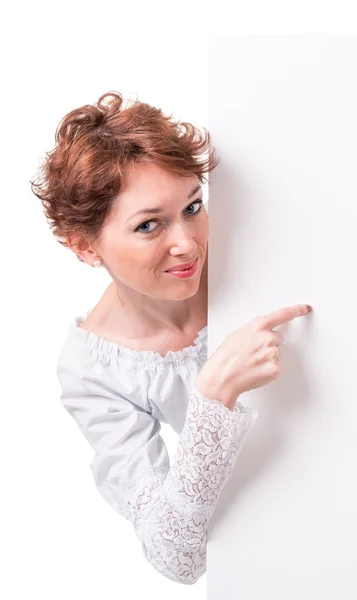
[126,184,202,223]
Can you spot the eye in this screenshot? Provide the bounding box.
[135,199,204,234]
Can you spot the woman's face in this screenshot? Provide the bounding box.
[90,161,209,301]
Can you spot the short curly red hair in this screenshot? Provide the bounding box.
[30,91,219,262]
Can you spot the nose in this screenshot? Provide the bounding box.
[170,239,198,257]
[168,222,199,253]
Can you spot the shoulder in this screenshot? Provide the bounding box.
[76,283,140,347]
[78,282,118,336]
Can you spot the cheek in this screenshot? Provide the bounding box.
[199,219,209,243]
[109,245,154,275]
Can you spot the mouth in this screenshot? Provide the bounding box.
[164,257,199,278]
[165,257,197,273]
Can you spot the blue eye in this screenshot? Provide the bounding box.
[135,199,204,234]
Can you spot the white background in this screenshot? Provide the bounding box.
[2,1,357,599]
[206,34,357,599]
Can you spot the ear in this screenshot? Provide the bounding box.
[65,234,99,265]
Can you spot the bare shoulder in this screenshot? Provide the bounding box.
[77,282,135,344]
[78,283,113,333]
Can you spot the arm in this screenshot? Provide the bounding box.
[57,344,258,585]
[132,391,257,584]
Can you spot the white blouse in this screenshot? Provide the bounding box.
[56,308,259,585]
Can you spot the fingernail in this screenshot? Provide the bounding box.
[306,305,313,312]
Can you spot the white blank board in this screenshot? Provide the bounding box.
[207,34,357,599]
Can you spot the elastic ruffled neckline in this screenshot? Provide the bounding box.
[68,308,208,366]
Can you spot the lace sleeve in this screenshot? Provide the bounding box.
[127,390,258,585]
[57,343,258,585]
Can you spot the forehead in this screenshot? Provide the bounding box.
[116,162,199,207]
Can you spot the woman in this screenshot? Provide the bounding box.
[30,91,311,585]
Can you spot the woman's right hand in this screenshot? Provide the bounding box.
[195,304,313,410]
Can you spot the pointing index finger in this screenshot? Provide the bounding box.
[260,304,312,330]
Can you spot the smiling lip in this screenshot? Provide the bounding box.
[165,258,199,278]
[165,258,197,272]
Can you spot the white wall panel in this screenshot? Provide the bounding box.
[207,34,357,599]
